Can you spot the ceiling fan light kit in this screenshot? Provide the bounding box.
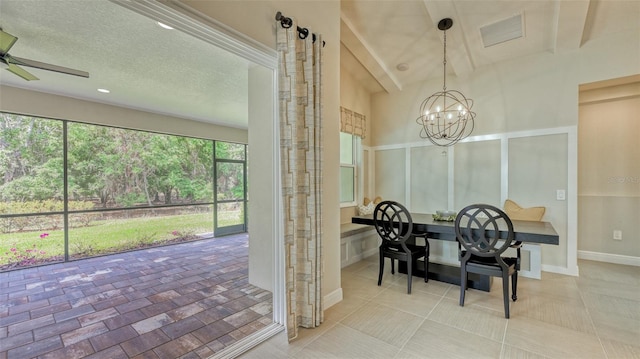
[0,27,90,81]
[416,18,475,147]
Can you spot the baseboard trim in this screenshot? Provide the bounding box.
[324,287,343,309]
[578,250,640,267]
[541,264,579,276]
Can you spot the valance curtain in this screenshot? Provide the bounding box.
[276,19,324,341]
[340,107,366,139]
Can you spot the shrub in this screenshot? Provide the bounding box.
[0,233,62,270]
[0,200,96,233]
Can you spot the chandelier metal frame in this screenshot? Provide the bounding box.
[416,18,475,147]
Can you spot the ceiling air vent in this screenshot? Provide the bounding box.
[480,14,523,48]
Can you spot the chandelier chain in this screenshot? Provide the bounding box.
[443,29,447,91]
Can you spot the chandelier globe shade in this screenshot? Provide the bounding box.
[416,18,475,147]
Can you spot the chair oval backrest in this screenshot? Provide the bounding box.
[455,204,514,258]
[373,201,413,245]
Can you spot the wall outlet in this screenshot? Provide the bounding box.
[613,230,622,241]
[556,189,566,201]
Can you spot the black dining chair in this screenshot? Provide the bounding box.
[373,200,429,294]
[455,204,519,318]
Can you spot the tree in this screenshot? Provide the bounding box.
[0,114,63,201]
[2,113,238,211]
[67,124,113,205]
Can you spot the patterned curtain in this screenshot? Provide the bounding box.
[276,20,324,341]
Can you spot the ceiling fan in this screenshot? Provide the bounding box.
[0,27,89,81]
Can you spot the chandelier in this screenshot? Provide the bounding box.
[416,18,475,147]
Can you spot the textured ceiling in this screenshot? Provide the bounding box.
[341,0,640,94]
[0,0,251,128]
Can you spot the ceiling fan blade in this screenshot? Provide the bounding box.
[6,63,39,81]
[11,55,89,78]
[0,29,18,55]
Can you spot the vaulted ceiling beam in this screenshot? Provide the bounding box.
[421,0,474,78]
[340,14,402,93]
[552,0,590,52]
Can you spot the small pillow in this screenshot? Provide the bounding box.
[358,201,375,215]
[363,197,371,206]
[373,196,382,204]
[504,199,545,221]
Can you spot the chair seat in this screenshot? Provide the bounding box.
[462,253,518,279]
[462,251,518,268]
[384,243,424,256]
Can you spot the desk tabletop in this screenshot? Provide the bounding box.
[352,212,559,245]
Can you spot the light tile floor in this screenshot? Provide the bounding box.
[243,257,640,358]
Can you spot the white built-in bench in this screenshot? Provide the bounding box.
[340,223,378,268]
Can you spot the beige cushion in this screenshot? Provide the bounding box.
[358,201,374,215]
[504,199,545,221]
[360,196,382,213]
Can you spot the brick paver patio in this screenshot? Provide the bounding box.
[0,233,273,359]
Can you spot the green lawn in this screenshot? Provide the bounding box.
[0,211,246,269]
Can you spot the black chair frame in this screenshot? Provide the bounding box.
[373,201,429,294]
[455,204,519,318]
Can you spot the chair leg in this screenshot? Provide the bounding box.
[459,266,467,307]
[424,245,429,283]
[503,273,510,319]
[511,271,518,302]
[378,252,384,286]
[407,257,413,294]
[391,259,395,274]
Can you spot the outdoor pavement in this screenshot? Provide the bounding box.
[0,233,273,359]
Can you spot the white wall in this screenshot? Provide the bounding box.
[369,27,640,275]
[247,65,276,290]
[340,59,372,147]
[578,78,640,264]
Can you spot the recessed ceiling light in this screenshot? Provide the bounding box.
[157,22,173,30]
[97,88,110,93]
[396,63,409,71]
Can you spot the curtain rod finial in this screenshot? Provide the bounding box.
[275,11,293,28]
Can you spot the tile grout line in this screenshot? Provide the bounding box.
[392,283,453,358]
[499,317,508,358]
[573,276,610,359]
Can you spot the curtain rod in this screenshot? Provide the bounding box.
[275,11,326,47]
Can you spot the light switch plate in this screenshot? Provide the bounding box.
[556,189,566,201]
